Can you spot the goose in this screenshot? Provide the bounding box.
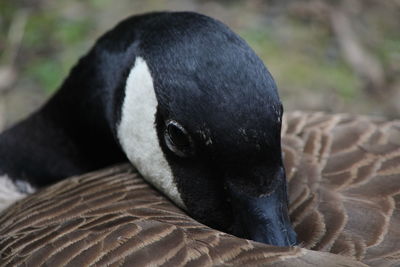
[0,112,398,266]
[0,11,296,247]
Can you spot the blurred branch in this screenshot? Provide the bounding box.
[328,3,386,97]
[289,0,388,97]
[0,8,28,130]
[0,9,28,92]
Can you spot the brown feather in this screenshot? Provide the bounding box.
[284,112,400,266]
[1,111,399,266]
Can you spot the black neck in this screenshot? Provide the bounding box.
[0,51,130,187]
[0,17,142,186]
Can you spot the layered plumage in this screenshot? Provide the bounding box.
[1,112,398,266]
[283,112,400,266]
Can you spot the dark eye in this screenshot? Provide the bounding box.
[164,120,195,157]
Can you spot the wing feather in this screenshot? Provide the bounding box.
[284,112,400,265]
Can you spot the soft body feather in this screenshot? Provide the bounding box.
[1,112,399,266]
[284,112,400,266]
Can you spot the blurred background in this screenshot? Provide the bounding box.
[0,0,399,129]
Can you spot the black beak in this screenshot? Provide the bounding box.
[227,167,297,246]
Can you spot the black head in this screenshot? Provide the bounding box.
[96,12,297,246]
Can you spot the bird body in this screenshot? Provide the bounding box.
[1,112,399,266]
[1,11,399,265]
[0,12,296,246]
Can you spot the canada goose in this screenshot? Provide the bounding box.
[1,112,398,266]
[0,12,296,246]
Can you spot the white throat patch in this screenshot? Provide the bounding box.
[0,175,35,212]
[117,57,185,208]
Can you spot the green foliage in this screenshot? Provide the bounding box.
[55,20,91,45]
[26,59,64,94]
[240,21,360,101]
[1,0,399,117]
[17,10,92,94]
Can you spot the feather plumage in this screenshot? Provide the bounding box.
[0,112,399,266]
[284,112,400,266]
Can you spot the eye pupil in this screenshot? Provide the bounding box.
[164,120,194,157]
[168,124,190,148]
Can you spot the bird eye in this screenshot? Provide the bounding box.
[164,120,195,157]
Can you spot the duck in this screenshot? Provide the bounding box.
[0,12,296,247]
[0,111,398,266]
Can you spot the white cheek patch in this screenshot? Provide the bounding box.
[0,175,36,212]
[117,57,185,208]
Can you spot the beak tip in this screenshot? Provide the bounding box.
[226,166,296,247]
